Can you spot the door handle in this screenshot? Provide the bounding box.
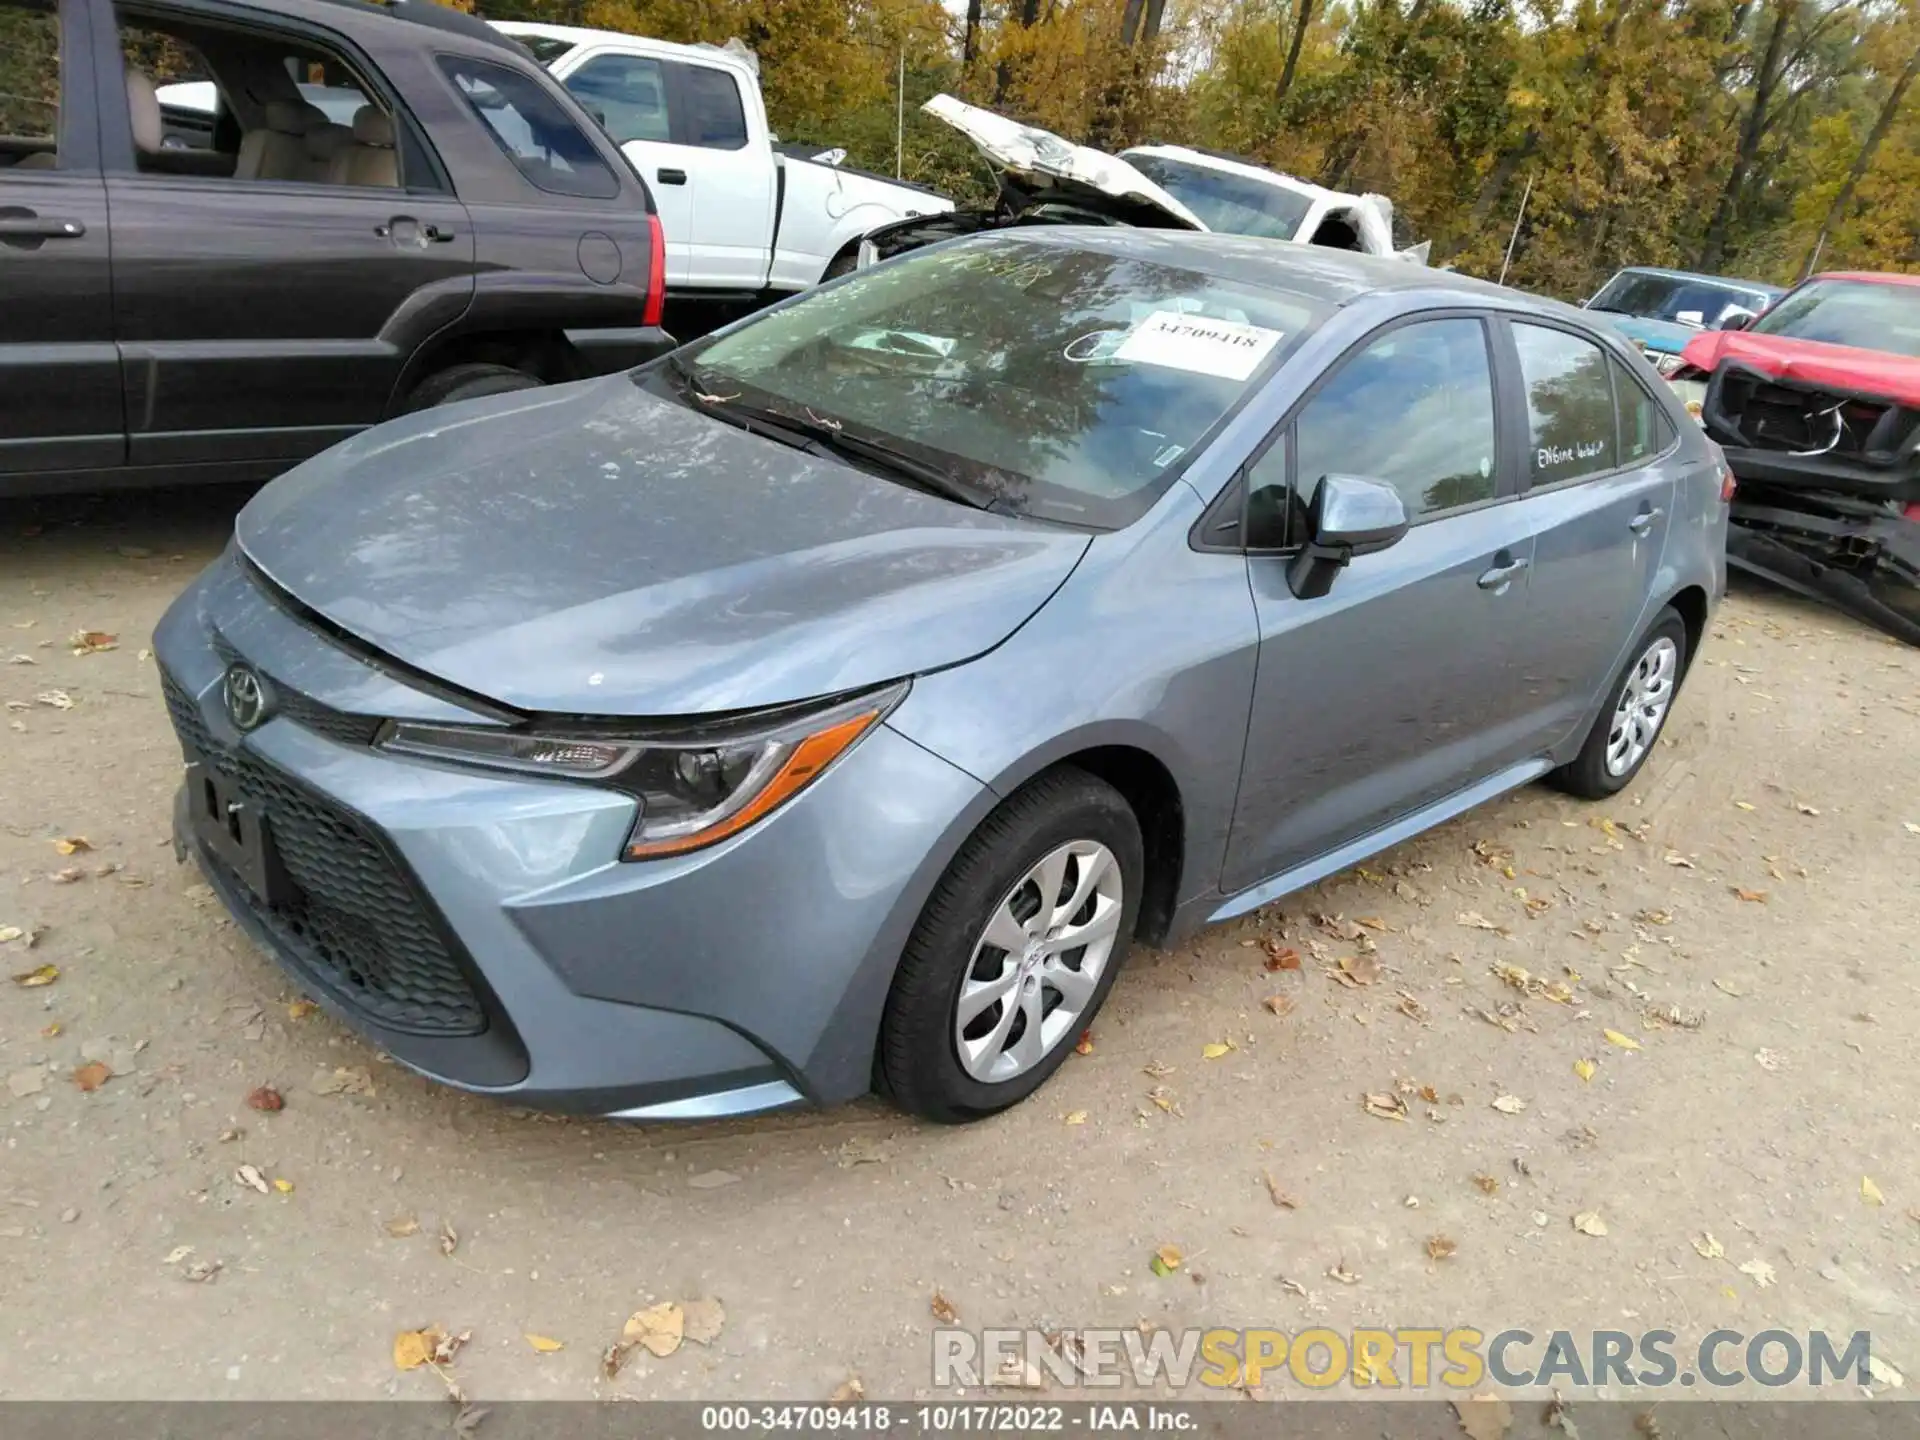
[1628,507,1665,535]
[0,215,86,239]
[422,223,455,243]
[1476,555,1530,592]
[656,167,687,185]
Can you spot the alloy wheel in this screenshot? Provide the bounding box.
[952,840,1124,1084]
[1605,635,1679,776]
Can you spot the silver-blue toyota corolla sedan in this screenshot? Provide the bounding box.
[155,230,1728,1123]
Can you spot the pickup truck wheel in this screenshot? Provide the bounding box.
[408,362,543,412]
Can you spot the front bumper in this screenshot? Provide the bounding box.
[155,550,990,1117]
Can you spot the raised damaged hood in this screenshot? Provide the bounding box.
[921,94,1204,230]
[1681,331,1920,407]
[234,377,1090,717]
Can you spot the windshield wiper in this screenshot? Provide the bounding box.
[672,368,1004,513]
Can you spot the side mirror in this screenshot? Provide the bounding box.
[1287,474,1409,600]
[1715,307,1756,332]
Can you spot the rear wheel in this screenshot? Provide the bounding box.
[407,362,542,412]
[878,768,1142,1123]
[1551,607,1688,799]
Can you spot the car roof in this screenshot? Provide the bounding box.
[203,0,529,55]
[1607,264,1783,296]
[1021,226,1586,319]
[1814,270,1920,289]
[491,20,753,73]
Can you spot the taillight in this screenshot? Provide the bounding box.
[1720,467,1737,503]
[642,213,665,329]
[1904,501,1920,522]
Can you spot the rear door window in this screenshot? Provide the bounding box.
[1512,322,1619,485]
[668,61,747,150]
[438,53,618,198]
[1612,356,1670,465]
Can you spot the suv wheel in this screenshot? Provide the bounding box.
[1551,606,1688,799]
[878,768,1142,1123]
[408,362,543,412]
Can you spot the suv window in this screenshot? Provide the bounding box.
[440,53,618,198]
[1294,317,1498,522]
[0,0,60,168]
[671,61,746,150]
[564,53,669,145]
[1512,322,1619,485]
[1612,356,1669,465]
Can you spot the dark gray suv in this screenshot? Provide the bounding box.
[0,0,669,498]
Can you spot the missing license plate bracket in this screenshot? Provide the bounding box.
[184,758,291,907]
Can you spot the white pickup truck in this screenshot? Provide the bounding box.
[492,22,952,305]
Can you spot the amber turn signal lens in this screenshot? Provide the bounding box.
[623,709,881,859]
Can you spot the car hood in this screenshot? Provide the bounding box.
[921,94,1204,231]
[235,376,1090,717]
[1602,314,1697,355]
[1679,331,1920,406]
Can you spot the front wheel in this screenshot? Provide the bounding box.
[406,362,543,412]
[878,768,1143,1123]
[1551,607,1689,798]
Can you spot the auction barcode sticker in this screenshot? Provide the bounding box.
[1113,311,1283,381]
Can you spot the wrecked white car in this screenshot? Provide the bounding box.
[860,96,1428,268]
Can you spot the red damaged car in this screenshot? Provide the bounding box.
[1672,271,1920,644]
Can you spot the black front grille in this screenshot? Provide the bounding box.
[162,669,486,1037]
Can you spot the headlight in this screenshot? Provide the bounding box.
[1651,352,1686,377]
[376,683,905,860]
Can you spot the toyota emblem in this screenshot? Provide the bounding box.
[223,664,272,731]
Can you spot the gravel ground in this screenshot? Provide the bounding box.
[2,486,1916,1406]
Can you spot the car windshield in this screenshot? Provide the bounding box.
[1588,271,1772,328]
[680,235,1325,529]
[1124,154,1315,240]
[1748,278,1920,359]
[518,36,577,64]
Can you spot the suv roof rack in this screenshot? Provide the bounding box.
[310,0,528,55]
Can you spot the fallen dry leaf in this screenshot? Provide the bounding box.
[1262,1171,1298,1209]
[1862,1176,1884,1207]
[682,1297,726,1346]
[40,1022,60,1038]
[1453,1395,1513,1440]
[68,630,117,655]
[1472,1173,1500,1195]
[234,1164,269,1195]
[1693,1233,1724,1260]
[385,1215,420,1238]
[829,1376,865,1403]
[1491,1094,1528,1114]
[1149,1244,1182,1276]
[1263,993,1295,1017]
[624,1301,684,1357]
[48,867,84,885]
[1262,942,1302,972]
[35,690,73,710]
[10,963,57,988]
[439,1221,459,1257]
[1363,1091,1408,1121]
[930,1291,959,1324]
[287,999,319,1020]
[393,1327,444,1372]
[1664,853,1695,868]
[245,1086,284,1112]
[1737,1258,1776,1288]
[1326,1260,1360,1285]
[1426,1234,1458,1260]
[51,837,92,855]
[163,1245,194,1266]
[1074,1029,1094,1056]
[272,1177,294,1195]
[1201,1040,1236,1060]
[1732,887,1769,904]
[311,1065,375,1097]
[72,1060,112,1092]
[525,1333,564,1353]
[1603,1029,1642,1051]
[1572,1211,1609,1237]
[1329,953,1382,987]
[1573,1058,1597,1082]
[1456,910,1510,935]
[1063,1109,1087,1126]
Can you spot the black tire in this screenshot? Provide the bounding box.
[878,767,1144,1124]
[1550,606,1689,799]
[406,362,543,413]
